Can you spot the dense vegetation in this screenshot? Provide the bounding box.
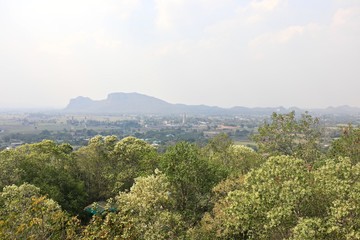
[0,112,359,239]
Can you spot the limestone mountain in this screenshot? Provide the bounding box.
[64,92,360,116]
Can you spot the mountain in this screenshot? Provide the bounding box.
[64,92,360,115]
[64,92,234,115]
[318,105,360,115]
[65,93,171,114]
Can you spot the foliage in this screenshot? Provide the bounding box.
[252,111,323,163]
[205,134,264,183]
[206,133,234,159]
[328,124,360,164]
[0,149,22,190]
[229,145,264,175]
[75,135,119,203]
[0,111,359,239]
[110,136,158,191]
[191,156,360,239]
[0,183,81,240]
[160,141,222,224]
[75,136,158,204]
[0,140,87,215]
[82,172,185,239]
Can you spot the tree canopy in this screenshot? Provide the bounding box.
[0,112,359,239]
[252,111,323,163]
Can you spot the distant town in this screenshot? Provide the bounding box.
[1,110,359,151]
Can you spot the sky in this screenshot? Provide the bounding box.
[1,0,360,109]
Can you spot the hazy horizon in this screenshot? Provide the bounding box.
[1,91,360,111]
[1,0,360,109]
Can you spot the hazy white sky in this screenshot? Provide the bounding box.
[1,0,359,109]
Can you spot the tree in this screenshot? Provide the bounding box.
[75,135,119,203]
[252,111,323,163]
[191,156,360,239]
[160,142,221,224]
[328,124,360,164]
[205,134,264,179]
[0,140,87,215]
[206,133,233,160]
[0,149,22,190]
[204,133,235,177]
[82,172,185,239]
[110,136,158,192]
[229,145,264,175]
[75,136,158,204]
[0,183,81,240]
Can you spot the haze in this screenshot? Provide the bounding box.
[1,0,359,109]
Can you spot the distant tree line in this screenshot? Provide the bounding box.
[1,124,207,150]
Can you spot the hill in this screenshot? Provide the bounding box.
[64,92,360,115]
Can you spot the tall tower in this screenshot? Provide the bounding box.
[182,113,186,125]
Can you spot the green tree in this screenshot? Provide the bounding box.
[328,125,360,164]
[229,145,264,175]
[252,111,323,163]
[75,136,158,204]
[205,134,264,178]
[110,136,158,192]
[191,156,360,239]
[0,140,86,215]
[75,135,119,203]
[206,133,234,162]
[160,142,221,224]
[0,149,22,190]
[82,172,185,239]
[0,183,81,240]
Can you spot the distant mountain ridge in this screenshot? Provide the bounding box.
[64,92,360,115]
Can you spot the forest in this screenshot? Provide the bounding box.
[0,111,359,239]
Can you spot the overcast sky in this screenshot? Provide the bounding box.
[1,0,360,109]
